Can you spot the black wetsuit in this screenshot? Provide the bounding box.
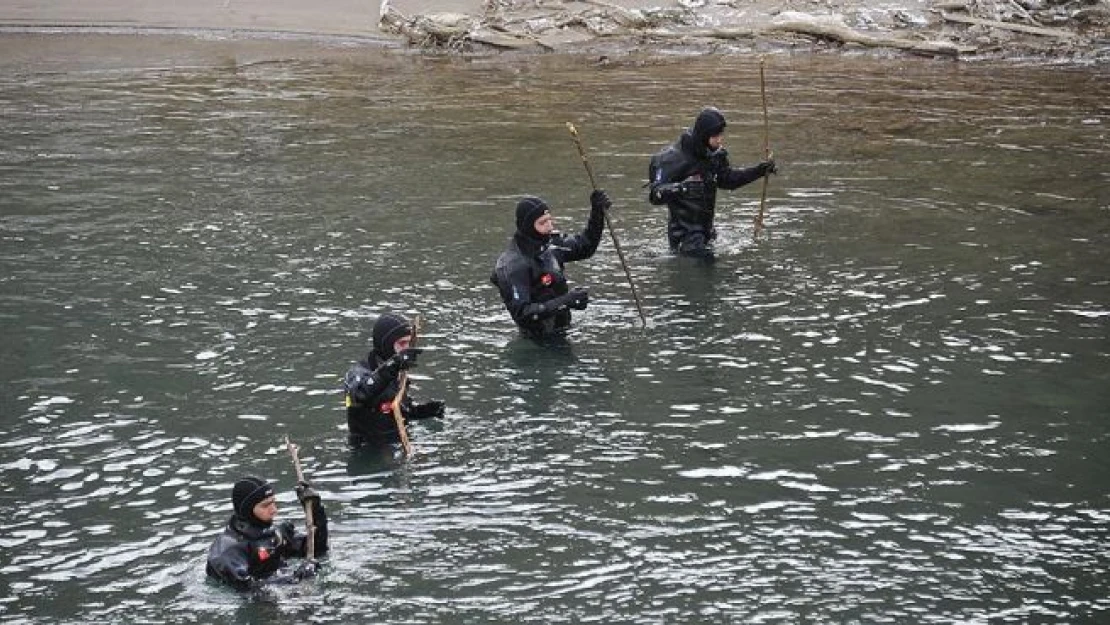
[343,353,442,447]
[206,507,328,591]
[491,199,605,337]
[648,110,771,257]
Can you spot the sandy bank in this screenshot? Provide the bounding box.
[0,0,392,39]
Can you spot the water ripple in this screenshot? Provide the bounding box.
[0,47,1107,624]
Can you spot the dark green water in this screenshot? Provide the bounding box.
[1,35,1108,623]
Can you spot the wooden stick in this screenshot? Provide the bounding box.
[565,122,648,327]
[941,12,1076,39]
[390,314,422,456]
[767,12,976,55]
[753,57,773,238]
[284,436,316,562]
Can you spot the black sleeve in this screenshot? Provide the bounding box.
[717,160,766,190]
[343,361,399,404]
[207,540,256,591]
[410,400,445,420]
[292,500,328,558]
[555,201,605,263]
[648,148,686,205]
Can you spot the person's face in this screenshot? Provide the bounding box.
[533,212,555,236]
[252,496,278,523]
[393,334,413,355]
[708,132,725,151]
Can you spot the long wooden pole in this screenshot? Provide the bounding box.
[390,314,422,456]
[565,122,647,327]
[753,57,773,238]
[284,436,316,561]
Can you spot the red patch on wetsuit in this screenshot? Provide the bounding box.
[379,401,393,413]
[257,547,271,561]
[540,273,554,286]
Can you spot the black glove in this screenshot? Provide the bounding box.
[567,287,589,311]
[412,400,446,420]
[293,560,317,581]
[295,481,320,507]
[758,159,778,176]
[590,189,612,213]
[710,147,730,169]
[273,520,296,547]
[544,287,589,313]
[385,347,421,375]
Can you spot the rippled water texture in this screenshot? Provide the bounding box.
[1,35,1108,623]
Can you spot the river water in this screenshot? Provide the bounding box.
[1,34,1107,623]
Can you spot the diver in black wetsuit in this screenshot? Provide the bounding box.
[206,476,328,590]
[342,313,445,448]
[648,107,777,260]
[490,190,612,338]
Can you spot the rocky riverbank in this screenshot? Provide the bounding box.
[1,0,1107,62]
[380,0,1109,62]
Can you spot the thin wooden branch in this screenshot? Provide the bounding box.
[767,11,976,56]
[628,27,756,40]
[941,12,1077,38]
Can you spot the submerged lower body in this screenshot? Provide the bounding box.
[516,326,574,350]
[667,213,717,262]
[347,414,403,449]
[346,442,405,475]
[348,431,401,448]
[669,229,716,262]
[515,307,572,341]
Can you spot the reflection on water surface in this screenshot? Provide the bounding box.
[1,36,1108,623]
